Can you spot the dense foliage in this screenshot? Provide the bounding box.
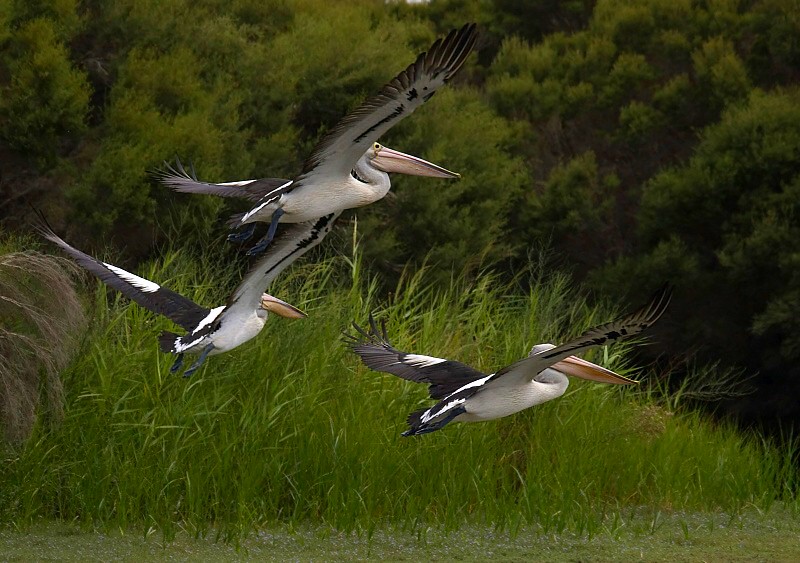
[1,0,799,413]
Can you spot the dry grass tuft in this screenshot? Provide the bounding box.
[0,251,86,445]
[625,404,673,440]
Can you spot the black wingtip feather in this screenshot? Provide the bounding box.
[301,24,478,174]
[637,283,673,327]
[445,23,478,75]
[425,23,478,80]
[29,206,52,235]
[608,283,673,329]
[368,314,381,340]
[152,156,196,184]
[30,208,67,249]
[344,314,389,348]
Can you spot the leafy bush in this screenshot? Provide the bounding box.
[0,17,90,164]
[601,88,800,373]
[358,87,528,281]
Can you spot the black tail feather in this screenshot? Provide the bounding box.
[402,405,466,437]
[406,407,427,428]
[227,212,246,229]
[159,331,180,353]
[403,408,428,436]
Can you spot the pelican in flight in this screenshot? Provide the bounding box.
[158,23,477,255]
[37,213,339,376]
[345,286,671,436]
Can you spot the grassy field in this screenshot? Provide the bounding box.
[0,234,797,544]
[3,509,800,561]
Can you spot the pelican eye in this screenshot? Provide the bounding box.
[372,142,381,155]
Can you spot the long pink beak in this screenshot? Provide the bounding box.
[260,294,307,319]
[371,146,460,178]
[552,355,638,385]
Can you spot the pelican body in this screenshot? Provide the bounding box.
[235,144,459,227]
[450,348,615,422]
[346,286,671,436]
[37,212,338,376]
[158,23,478,255]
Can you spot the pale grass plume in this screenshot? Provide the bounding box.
[0,250,86,444]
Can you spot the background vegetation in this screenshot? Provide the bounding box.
[0,243,85,444]
[0,237,795,538]
[2,0,798,425]
[1,0,799,538]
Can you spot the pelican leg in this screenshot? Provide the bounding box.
[402,406,466,437]
[169,353,184,374]
[227,223,257,243]
[246,208,285,256]
[182,344,214,378]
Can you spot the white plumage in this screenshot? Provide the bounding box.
[346,287,671,436]
[157,24,477,255]
[36,212,340,376]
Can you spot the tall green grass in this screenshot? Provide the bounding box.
[0,234,795,540]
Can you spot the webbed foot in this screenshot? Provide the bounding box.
[245,208,285,256]
[227,223,257,243]
[182,344,214,378]
[169,353,184,374]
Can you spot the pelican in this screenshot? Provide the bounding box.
[157,23,478,255]
[345,286,671,436]
[36,212,339,376]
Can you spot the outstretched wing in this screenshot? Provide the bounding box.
[344,315,488,400]
[220,212,340,320]
[485,285,673,389]
[35,220,210,332]
[156,158,292,203]
[300,23,478,180]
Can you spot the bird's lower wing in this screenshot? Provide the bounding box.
[344,315,488,400]
[36,221,210,332]
[221,212,340,320]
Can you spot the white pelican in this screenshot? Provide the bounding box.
[157,23,478,255]
[345,286,671,436]
[36,212,340,376]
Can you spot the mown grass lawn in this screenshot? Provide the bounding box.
[2,509,799,561]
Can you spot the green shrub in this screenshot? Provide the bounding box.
[0,17,90,163]
[603,88,800,370]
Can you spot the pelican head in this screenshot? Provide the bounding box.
[367,143,460,179]
[259,294,307,319]
[530,343,638,385]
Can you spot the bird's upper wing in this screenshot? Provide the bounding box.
[483,286,673,390]
[156,159,292,203]
[36,222,210,332]
[344,315,488,400]
[220,211,340,320]
[299,23,478,181]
